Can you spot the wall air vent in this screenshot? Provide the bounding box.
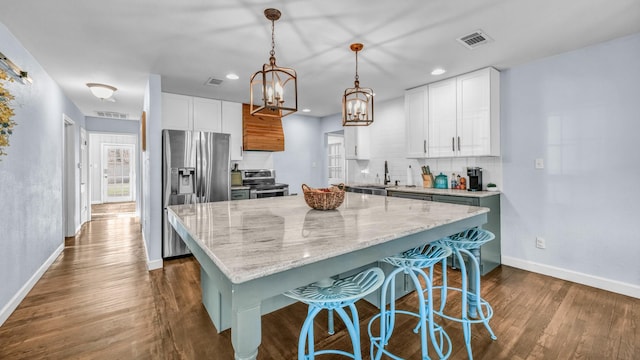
[457,30,493,49]
[96,111,128,119]
[205,77,224,86]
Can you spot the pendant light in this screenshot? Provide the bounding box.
[342,43,374,126]
[250,8,297,118]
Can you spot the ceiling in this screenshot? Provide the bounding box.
[1,0,639,120]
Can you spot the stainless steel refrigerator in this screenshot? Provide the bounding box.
[162,129,230,258]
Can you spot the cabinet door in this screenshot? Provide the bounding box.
[457,68,500,156]
[432,194,478,206]
[161,93,192,130]
[221,101,243,161]
[405,86,428,158]
[344,126,370,160]
[193,97,222,132]
[428,78,457,158]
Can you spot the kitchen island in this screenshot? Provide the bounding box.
[167,192,489,360]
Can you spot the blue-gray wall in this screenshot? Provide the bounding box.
[0,21,86,322]
[85,116,139,134]
[501,32,640,295]
[273,114,324,193]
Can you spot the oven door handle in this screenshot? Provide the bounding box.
[252,188,288,194]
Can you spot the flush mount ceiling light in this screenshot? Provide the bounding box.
[431,68,446,75]
[86,83,117,100]
[342,43,374,126]
[250,8,297,118]
[226,73,239,80]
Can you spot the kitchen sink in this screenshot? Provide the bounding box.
[345,185,388,196]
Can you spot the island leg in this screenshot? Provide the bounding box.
[232,302,262,360]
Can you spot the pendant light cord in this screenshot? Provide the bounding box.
[270,20,276,58]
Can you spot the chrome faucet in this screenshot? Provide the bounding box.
[384,161,391,185]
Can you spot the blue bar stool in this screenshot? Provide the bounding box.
[368,243,453,360]
[434,228,497,360]
[284,267,385,360]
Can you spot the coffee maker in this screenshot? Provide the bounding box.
[467,167,482,191]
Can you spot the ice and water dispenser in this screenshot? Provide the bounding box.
[171,167,196,195]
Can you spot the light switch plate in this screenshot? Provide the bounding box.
[535,158,544,169]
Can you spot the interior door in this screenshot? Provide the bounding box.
[80,128,89,223]
[102,144,135,203]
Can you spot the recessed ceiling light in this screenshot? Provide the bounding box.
[302,108,311,113]
[226,73,239,80]
[431,68,446,76]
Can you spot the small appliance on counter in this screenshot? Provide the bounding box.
[467,167,483,191]
[434,172,448,189]
[231,163,242,186]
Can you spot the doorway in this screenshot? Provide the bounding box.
[101,144,135,203]
[62,115,76,237]
[89,133,138,206]
[327,132,345,186]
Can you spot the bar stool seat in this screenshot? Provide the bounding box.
[284,267,385,360]
[434,228,497,360]
[369,243,453,360]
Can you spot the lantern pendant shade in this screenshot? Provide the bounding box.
[250,59,298,118]
[342,43,373,126]
[250,8,298,118]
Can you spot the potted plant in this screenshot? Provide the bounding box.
[486,183,498,191]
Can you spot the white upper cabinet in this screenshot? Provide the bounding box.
[161,93,193,131]
[428,78,457,157]
[404,67,500,158]
[221,101,243,161]
[161,93,222,132]
[405,86,429,158]
[456,68,500,157]
[344,125,370,160]
[192,97,222,132]
[162,93,244,161]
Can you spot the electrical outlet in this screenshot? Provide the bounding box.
[535,158,544,169]
[536,236,546,249]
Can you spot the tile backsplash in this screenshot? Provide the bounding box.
[348,156,502,190]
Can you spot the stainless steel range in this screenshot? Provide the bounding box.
[241,169,289,199]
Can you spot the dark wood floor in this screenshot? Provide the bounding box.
[0,202,638,359]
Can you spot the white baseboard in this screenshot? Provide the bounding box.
[0,242,64,326]
[141,231,163,271]
[502,256,640,299]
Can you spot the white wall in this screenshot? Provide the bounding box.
[500,32,640,297]
[142,74,163,270]
[0,21,86,325]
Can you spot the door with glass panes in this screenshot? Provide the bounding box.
[102,144,135,203]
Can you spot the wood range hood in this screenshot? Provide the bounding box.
[242,104,285,152]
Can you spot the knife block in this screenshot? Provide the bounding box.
[422,174,434,188]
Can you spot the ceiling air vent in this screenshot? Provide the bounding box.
[205,77,224,86]
[96,111,128,119]
[457,30,493,49]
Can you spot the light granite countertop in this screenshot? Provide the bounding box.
[167,193,489,284]
[347,183,500,198]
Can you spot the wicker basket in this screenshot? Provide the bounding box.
[302,183,345,210]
